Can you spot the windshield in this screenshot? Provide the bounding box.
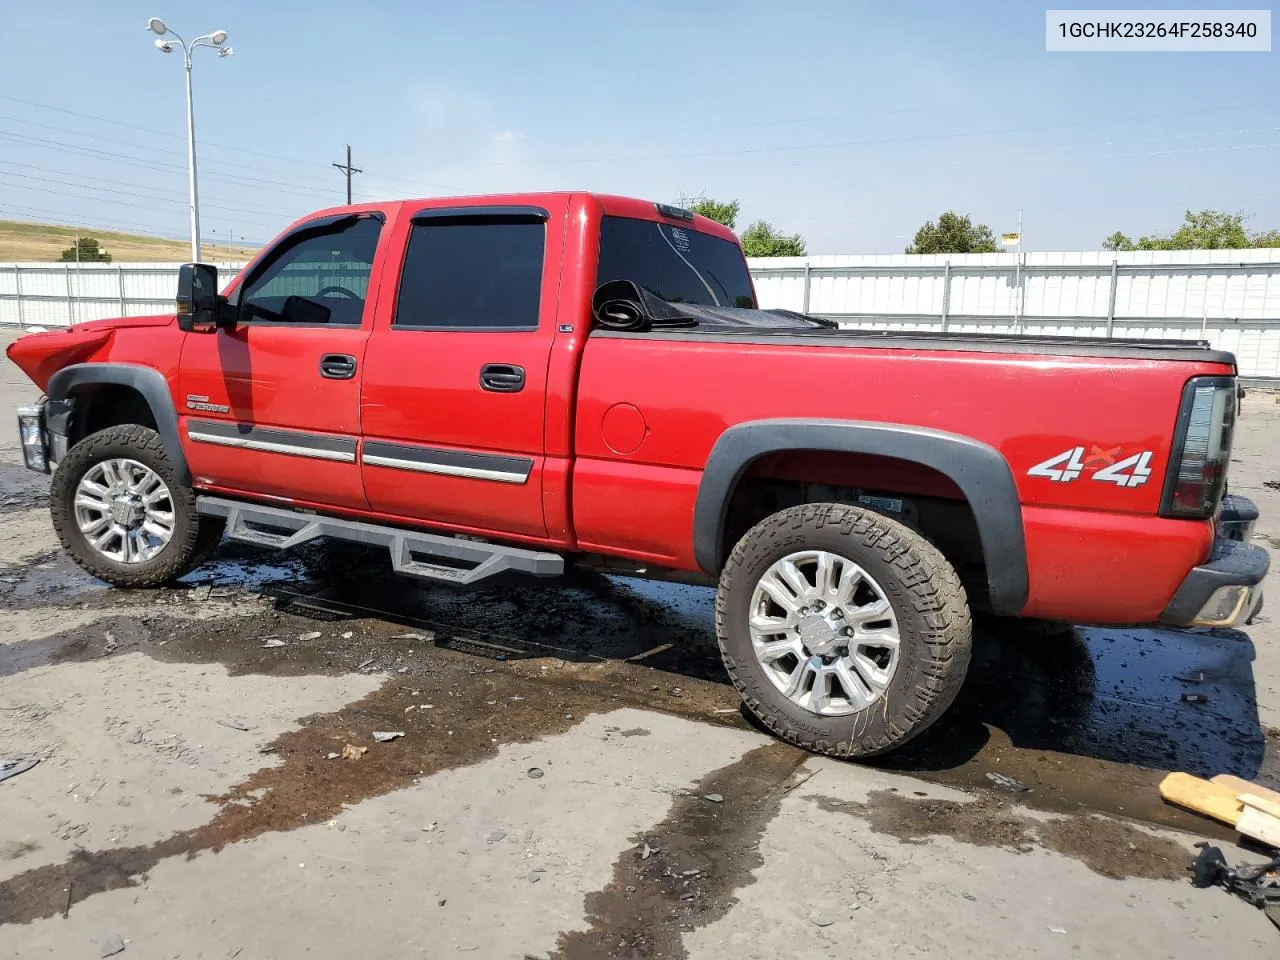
[597,215,756,309]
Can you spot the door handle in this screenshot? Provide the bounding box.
[480,363,525,393]
[320,354,357,380]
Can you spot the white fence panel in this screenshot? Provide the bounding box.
[750,249,1280,380]
[3,251,1279,379]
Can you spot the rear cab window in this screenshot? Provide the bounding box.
[394,214,546,331]
[596,216,756,309]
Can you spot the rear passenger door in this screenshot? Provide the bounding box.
[359,203,564,540]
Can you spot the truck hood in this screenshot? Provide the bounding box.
[4,314,173,392]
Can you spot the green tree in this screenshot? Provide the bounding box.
[688,197,740,229]
[740,220,807,257]
[906,211,999,254]
[58,237,112,262]
[1103,210,1278,250]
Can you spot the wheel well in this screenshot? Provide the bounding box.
[721,449,989,609]
[69,384,158,445]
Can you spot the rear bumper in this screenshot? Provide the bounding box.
[1160,496,1268,628]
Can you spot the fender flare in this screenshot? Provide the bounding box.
[46,363,190,486]
[692,418,1028,616]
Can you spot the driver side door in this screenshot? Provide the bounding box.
[177,213,385,510]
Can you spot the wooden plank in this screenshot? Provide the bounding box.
[1240,793,1280,821]
[1159,772,1244,825]
[1235,805,1280,848]
[1211,775,1280,808]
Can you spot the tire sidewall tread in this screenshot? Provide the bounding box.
[50,425,208,588]
[716,502,972,759]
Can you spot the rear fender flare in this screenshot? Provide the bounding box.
[46,363,190,486]
[693,418,1028,616]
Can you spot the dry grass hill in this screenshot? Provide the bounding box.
[0,219,258,262]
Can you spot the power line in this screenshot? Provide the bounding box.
[332,144,362,205]
[0,170,304,223]
[0,178,290,232]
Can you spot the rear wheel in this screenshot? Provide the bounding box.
[51,425,221,587]
[716,502,972,758]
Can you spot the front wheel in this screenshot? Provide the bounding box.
[50,424,221,588]
[715,502,972,758]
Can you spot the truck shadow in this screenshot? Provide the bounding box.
[250,541,1271,784]
[877,619,1270,782]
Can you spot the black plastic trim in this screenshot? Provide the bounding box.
[1159,537,1269,625]
[46,363,189,485]
[362,440,533,477]
[410,205,550,223]
[1159,375,1236,519]
[185,419,356,458]
[693,418,1029,615]
[591,328,1236,365]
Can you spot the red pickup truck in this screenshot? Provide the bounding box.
[8,192,1268,758]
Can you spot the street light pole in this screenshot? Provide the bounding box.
[147,17,233,263]
[184,53,200,262]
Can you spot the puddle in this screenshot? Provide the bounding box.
[551,742,805,960]
[0,463,48,516]
[812,789,1190,881]
[0,654,745,926]
[4,520,1276,837]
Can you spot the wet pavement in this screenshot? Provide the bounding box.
[2,333,1278,957]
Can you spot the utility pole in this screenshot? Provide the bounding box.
[332,144,362,205]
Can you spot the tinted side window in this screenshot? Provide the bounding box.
[394,218,545,330]
[239,216,382,326]
[597,216,756,309]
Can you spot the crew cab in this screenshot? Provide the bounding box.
[7,192,1269,757]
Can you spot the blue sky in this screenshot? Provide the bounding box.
[0,1,1276,252]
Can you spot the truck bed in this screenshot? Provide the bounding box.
[592,327,1235,365]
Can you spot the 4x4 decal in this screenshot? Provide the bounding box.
[1027,445,1154,488]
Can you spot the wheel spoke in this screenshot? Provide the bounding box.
[145,508,175,528]
[846,598,892,628]
[758,571,804,616]
[834,561,865,606]
[141,520,171,541]
[814,552,838,599]
[854,630,900,651]
[775,558,813,602]
[79,478,111,499]
[91,526,117,550]
[119,529,134,563]
[134,471,162,498]
[80,515,111,536]
[808,667,829,713]
[851,652,893,693]
[755,637,803,663]
[833,660,872,709]
[142,484,170,507]
[749,609,797,634]
[99,461,123,491]
[781,658,811,697]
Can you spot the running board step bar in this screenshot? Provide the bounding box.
[197,496,563,585]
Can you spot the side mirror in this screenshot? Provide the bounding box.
[176,263,224,333]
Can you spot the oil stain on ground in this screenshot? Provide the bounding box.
[551,742,806,960]
[812,789,1191,881]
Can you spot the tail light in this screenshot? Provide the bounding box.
[1160,376,1236,519]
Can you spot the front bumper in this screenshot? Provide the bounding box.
[15,397,71,474]
[1160,495,1268,628]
